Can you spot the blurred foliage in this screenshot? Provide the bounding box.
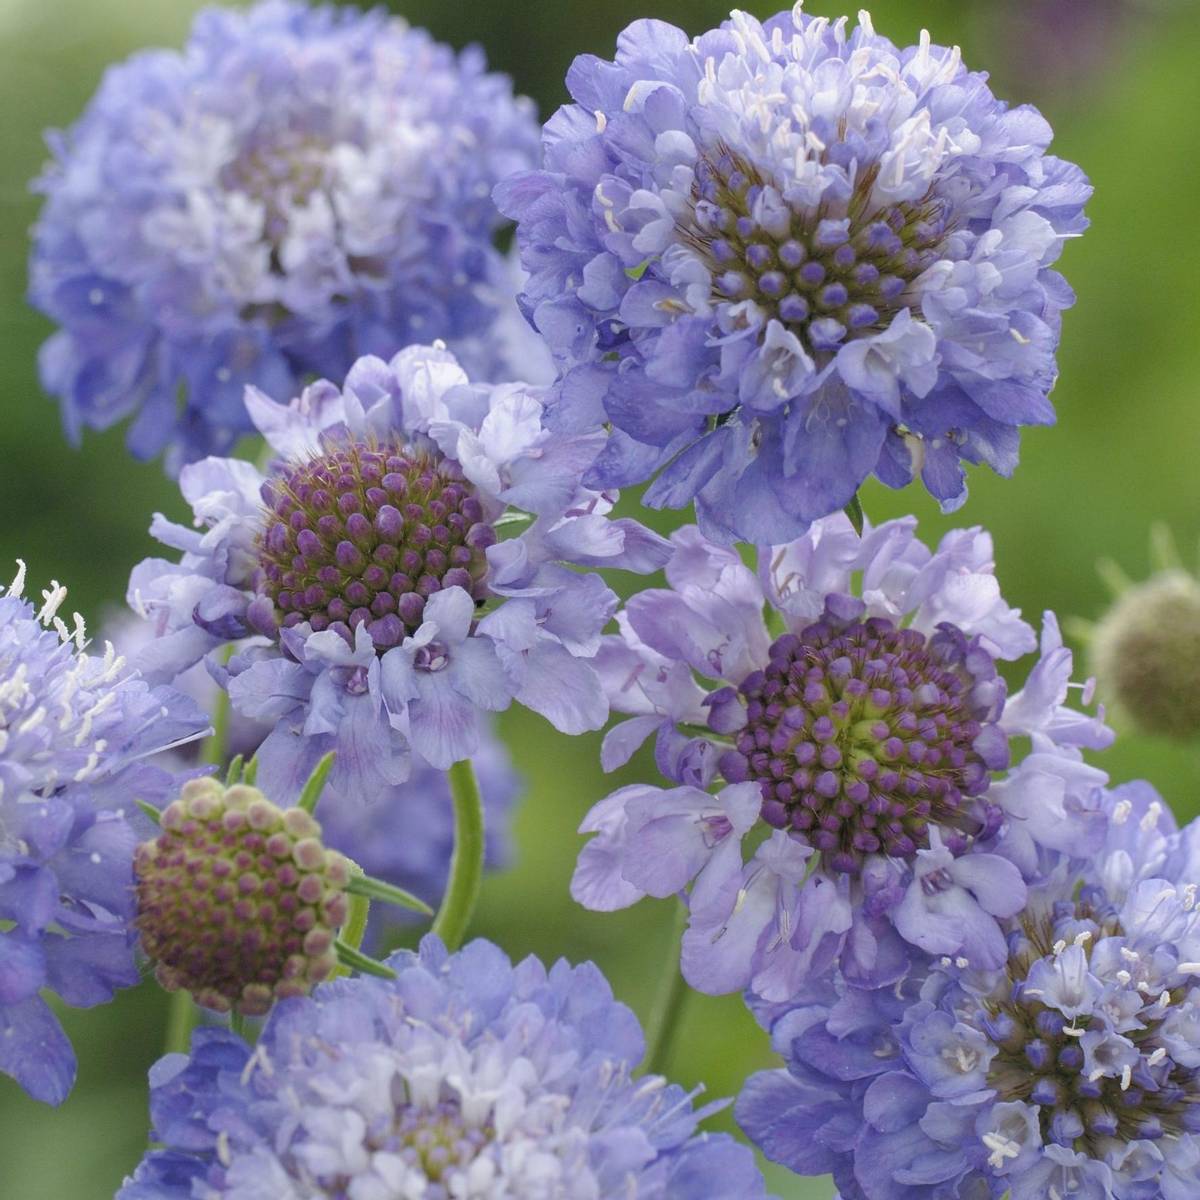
[2,0,1199,1195]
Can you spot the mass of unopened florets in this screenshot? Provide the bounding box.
[258,435,494,647]
[725,616,996,872]
[29,0,540,468]
[500,5,1091,542]
[134,777,349,1014]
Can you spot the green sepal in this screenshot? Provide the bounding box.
[135,798,162,825]
[335,938,397,980]
[297,751,336,816]
[843,492,865,536]
[224,754,245,786]
[347,872,433,916]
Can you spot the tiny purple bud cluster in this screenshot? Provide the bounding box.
[134,777,350,1015]
[257,435,495,648]
[717,616,997,873]
[689,148,951,351]
[392,1099,494,1182]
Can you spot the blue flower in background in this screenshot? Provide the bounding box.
[118,936,771,1199]
[128,343,669,803]
[0,564,207,1104]
[29,0,542,471]
[574,514,1111,997]
[738,781,1200,1200]
[499,6,1091,542]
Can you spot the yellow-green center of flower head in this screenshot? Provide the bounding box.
[134,778,350,1016]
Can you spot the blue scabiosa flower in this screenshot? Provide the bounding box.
[118,935,771,1199]
[574,514,1111,997]
[30,0,541,470]
[0,564,207,1104]
[498,6,1091,543]
[128,343,669,802]
[737,781,1200,1200]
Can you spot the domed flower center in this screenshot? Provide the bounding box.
[720,616,993,873]
[390,1099,492,1183]
[686,148,950,353]
[257,436,495,650]
[985,916,1200,1149]
[134,778,350,1015]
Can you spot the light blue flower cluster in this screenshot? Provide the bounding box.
[128,343,668,803]
[118,937,770,1199]
[499,6,1090,542]
[0,564,207,1103]
[14,3,1175,1199]
[737,782,1200,1200]
[29,0,542,469]
[574,513,1110,996]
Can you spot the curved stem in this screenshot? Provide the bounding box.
[431,759,485,952]
[644,899,691,1077]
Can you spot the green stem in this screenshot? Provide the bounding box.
[164,989,195,1056]
[431,759,485,951]
[644,900,691,1077]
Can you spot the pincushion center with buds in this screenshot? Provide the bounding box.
[134,777,351,1015]
[256,434,496,650]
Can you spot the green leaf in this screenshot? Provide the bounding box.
[224,754,244,786]
[243,755,259,786]
[624,258,652,281]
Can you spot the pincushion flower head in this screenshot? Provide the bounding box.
[29,0,541,470]
[574,513,1111,997]
[118,935,771,1199]
[0,564,207,1104]
[498,5,1091,543]
[129,343,669,801]
[737,781,1200,1200]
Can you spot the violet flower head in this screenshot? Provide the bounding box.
[0,563,207,1104]
[499,5,1091,542]
[128,343,669,803]
[737,782,1200,1200]
[118,936,771,1199]
[30,0,542,470]
[575,514,1111,997]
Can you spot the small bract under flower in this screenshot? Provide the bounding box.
[118,937,770,1200]
[0,563,207,1104]
[129,344,669,800]
[29,0,542,469]
[499,5,1091,542]
[135,777,350,1015]
[575,514,1111,996]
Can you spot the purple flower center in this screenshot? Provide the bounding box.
[257,436,496,650]
[393,1101,493,1181]
[134,778,350,1015]
[718,615,993,873]
[985,913,1200,1148]
[686,148,950,352]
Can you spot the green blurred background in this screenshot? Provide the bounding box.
[2,0,1200,1194]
